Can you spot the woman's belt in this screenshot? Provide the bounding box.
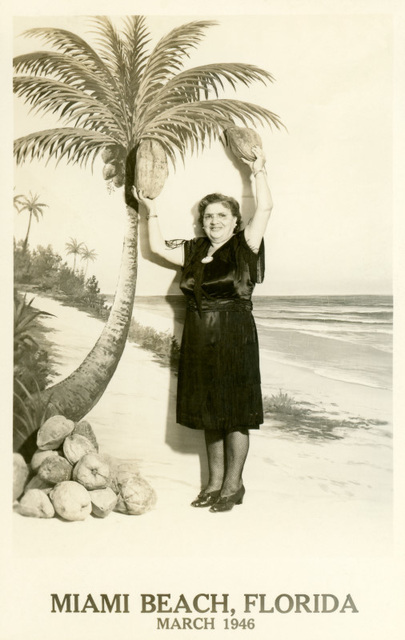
[186,298,252,313]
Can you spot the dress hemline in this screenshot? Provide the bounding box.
[176,420,262,433]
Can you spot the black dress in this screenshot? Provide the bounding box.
[176,230,265,433]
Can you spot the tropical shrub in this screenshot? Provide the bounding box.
[13,292,56,456]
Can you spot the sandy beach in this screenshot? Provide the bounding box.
[13,295,392,559]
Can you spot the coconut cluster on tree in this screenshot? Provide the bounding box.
[13,415,156,521]
[101,145,126,188]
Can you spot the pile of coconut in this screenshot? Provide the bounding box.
[13,415,156,521]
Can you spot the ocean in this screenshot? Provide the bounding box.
[131,294,393,393]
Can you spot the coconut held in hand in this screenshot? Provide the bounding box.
[115,475,157,515]
[50,481,92,521]
[135,139,168,199]
[73,453,110,490]
[225,126,263,162]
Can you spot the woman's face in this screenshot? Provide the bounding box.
[202,202,237,244]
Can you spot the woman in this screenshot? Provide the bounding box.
[134,146,272,512]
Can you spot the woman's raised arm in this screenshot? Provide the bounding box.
[131,188,184,266]
[243,146,273,253]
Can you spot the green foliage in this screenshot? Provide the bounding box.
[30,245,63,287]
[128,319,180,369]
[262,389,387,441]
[85,275,100,297]
[57,264,85,296]
[14,291,55,391]
[14,239,32,283]
[14,240,110,333]
[263,390,307,417]
[13,292,57,454]
[13,242,102,299]
[13,379,55,457]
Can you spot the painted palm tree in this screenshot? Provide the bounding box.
[14,191,48,252]
[13,193,23,212]
[80,245,98,278]
[13,15,283,452]
[65,237,84,273]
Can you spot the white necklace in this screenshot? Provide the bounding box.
[201,235,233,263]
[201,255,213,264]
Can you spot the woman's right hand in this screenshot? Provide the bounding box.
[132,187,156,215]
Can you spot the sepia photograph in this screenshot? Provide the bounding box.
[2,1,405,639]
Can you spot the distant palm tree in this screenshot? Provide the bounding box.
[13,15,284,452]
[13,193,23,212]
[14,191,48,252]
[65,237,84,273]
[80,245,98,277]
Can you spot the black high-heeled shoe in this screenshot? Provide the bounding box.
[209,485,245,512]
[191,489,221,508]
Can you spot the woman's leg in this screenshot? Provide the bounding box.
[204,430,225,492]
[221,428,249,496]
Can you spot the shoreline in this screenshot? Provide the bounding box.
[25,289,392,429]
[132,300,392,426]
[12,294,392,559]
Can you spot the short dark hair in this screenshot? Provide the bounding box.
[198,193,242,233]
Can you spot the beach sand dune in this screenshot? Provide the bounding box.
[13,296,392,559]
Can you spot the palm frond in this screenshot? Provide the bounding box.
[88,16,135,136]
[21,27,116,82]
[122,15,151,91]
[138,97,284,168]
[121,15,151,129]
[141,98,283,138]
[140,118,225,168]
[13,76,124,135]
[149,62,275,108]
[135,20,217,113]
[14,128,117,168]
[89,17,127,85]
[65,238,84,253]
[14,19,285,178]
[18,199,48,212]
[13,51,125,122]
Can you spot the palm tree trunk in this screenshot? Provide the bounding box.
[23,212,32,252]
[14,205,139,453]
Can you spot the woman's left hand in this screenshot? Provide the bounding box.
[242,145,266,175]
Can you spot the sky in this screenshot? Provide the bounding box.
[11,10,394,296]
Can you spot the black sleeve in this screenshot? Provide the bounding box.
[238,230,265,284]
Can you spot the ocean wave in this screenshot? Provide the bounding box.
[312,367,391,390]
[296,331,393,353]
[260,350,391,390]
[254,320,393,349]
[262,331,392,356]
[254,314,392,325]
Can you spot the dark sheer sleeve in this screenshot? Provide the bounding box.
[238,230,265,284]
[164,239,186,250]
